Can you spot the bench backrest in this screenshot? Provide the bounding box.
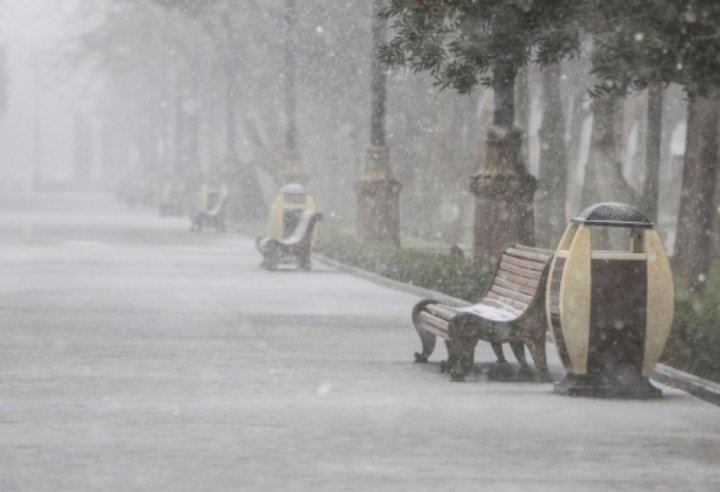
[484,245,554,313]
[208,194,229,215]
[283,210,323,246]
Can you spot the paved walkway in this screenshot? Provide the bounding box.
[0,194,718,491]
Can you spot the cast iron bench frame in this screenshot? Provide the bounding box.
[411,244,554,382]
[256,211,323,271]
[191,194,229,232]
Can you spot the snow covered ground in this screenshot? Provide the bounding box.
[0,193,718,491]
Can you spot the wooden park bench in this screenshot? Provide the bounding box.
[256,210,323,271]
[411,244,554,382]
[191,194,229,232]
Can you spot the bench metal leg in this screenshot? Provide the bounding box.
[191,215,204,232]
[524,333,551,383]
[491,342,507,363]
[484,341,514,380]
[413,329,436,363]
[262,248,280,271]
[411,300,439,363]
[483,342,512,381]
[510,341,534,380]
[296,251,312,271]
[447,337,477,382]
[447,315,479,382]
[439,340,452,372]
[514,310,552,382]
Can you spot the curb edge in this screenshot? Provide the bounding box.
[314,252,720,407]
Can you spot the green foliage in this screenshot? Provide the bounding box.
[662,263,720,383]
[380,0,582,93]
[382,0,720,97]
[313,227,492,302]
[663,299,720,382]
[589,1,720,96]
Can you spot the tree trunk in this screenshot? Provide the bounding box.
[535,63,568,248]
[659,87,687,248]
[493,67,515,128]
[565,82,590,215]
[185,73,200,175]
[673,99,698,270]
[675,94,720,292]
[284,0,298,153]
[581,94,640,249]
[354,0,400,245]
[174,86,184,175]
[643,83,663,222]
[515,64,530,164]
[223,44,266,222]
[225,69,237,158]
[161,70,172,173]
[581,94,639,208]
[74,114,92,188]
[470,64,536,265]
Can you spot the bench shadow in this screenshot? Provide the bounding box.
[411,360,559,384]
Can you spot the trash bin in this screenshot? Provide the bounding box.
[546,202,674,398]
[269,183,316,240]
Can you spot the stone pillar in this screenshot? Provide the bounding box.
[470,127,536,265]
[354,145,401,245]
[355,1,401,245]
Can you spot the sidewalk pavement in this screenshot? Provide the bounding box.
[0,194,718,491]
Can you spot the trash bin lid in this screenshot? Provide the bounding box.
[571,202,653,228]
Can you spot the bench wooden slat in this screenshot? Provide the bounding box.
[493,276,538,297]
[495,269,542,289]
[410,243,555,380]
[490,283,533,306]
[486,291,529,311]
[513,244,551,253]
[418,311,449,337]
[191,195,229,232]
[256,211,323,270]
[488,294,530,313]
[505,246,554,263]
[501,254,548,272]
[479,297,523,315]
[508,245,554,258]
[497,260,544,280]
[460,303,519,323]
[425,303,460,321]
[285,212,313,245]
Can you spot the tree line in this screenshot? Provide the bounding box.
[382,0,720,291]
[77,0,720,291]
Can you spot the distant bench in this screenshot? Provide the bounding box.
[256,211,323,271]
[411,244,554,382]
[191,195,229,232]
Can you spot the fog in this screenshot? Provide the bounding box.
[1,2,719,489]
[0,1,83,189]
[0,0,694,248]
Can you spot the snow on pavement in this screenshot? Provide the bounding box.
[0,194,718,491]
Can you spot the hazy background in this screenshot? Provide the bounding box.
[0,1,691,250]
[0,0,92,191]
